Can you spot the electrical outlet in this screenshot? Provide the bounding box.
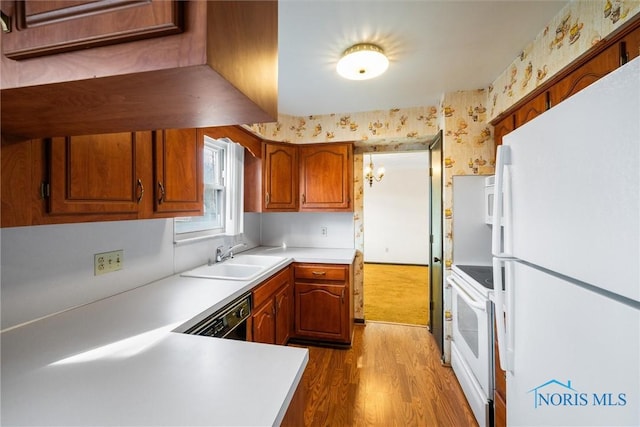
[321,226,328,236]
[94,250,123,276]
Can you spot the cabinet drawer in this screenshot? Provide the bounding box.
[294,264,347,281]
[253,267,290,308]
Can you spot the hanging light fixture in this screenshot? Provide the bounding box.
[364,154,385,187]
[336,43,389,80]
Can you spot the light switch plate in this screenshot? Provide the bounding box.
[94,250,123,276]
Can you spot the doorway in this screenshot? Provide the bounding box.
[363,151,430,326]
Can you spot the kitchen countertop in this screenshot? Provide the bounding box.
[244,245,357,265]
[1,246,355,426]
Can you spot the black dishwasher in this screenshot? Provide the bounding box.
[184,293,251,340]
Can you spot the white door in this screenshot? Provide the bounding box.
[506,261,639,426]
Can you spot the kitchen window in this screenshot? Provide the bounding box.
[174,136,244,242]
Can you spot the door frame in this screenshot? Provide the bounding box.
[428,130,444,355]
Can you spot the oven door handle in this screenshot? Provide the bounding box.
[447,276,487,312]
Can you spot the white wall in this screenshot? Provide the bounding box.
[363,152,430,265]
[1,216,261,330]
[260,212,354,249]
[0,210,353,330]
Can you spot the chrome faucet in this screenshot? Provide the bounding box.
[215,243,247,263]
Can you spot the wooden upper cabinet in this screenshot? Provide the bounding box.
[153,128,203,216]
[621,23,640,62]
[2,0,182,60]
[548,42,620,107]
[515,91,548,127]
[48,132,148,216]
[299,143,353,212]
[0,1,277,141]
[0,128,204,227]
[493,115,515,148]
[1,140,33,227]
[263,142,298,211]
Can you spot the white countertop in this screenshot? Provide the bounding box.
[245,245,356,264]
[1,246,355,426]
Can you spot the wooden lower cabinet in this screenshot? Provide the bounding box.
[293,263,353,345]
[494,390,506,427]
[251,267,292,345]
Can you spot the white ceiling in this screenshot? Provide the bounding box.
[278,0,568,117]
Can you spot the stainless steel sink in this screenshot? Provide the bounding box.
[180,254,286,281]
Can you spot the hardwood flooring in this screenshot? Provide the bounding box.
[294,322,478,427]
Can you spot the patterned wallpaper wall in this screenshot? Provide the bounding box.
[489,0,640,120]
[247,1,639,320]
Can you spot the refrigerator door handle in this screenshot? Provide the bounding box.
[492,145,512,257]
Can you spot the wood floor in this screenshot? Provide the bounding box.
[294,322,478,427]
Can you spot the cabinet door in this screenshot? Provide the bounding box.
[515,91,548,127]
[299,143,352,211]
[548,42,620,106]
[153,128,203,216]
[294,282,348,342]
[2,0,182,60]
[275,284,291,345]
[493,115,515,148]
[263,142,298,211]
[621,23,640,62]
[494,390,507,427]
[252,299,276,344]
[1,140,33,227]
[48,132,147,216]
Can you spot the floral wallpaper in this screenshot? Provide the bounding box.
[248,106,439,144]
[247,1,640,321]
[489,0,640,120]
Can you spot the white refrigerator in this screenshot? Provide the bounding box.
[492,56,640,426]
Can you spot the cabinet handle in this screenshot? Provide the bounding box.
[302,193,306,204]
[312,271,326,276]
[265,192,270,204]
[136,179,144,203]
[1,11,11,33]
[158,181,165,204]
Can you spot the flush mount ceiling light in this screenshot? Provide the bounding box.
[336,43,389,80]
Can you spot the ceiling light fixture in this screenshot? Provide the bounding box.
[336,43,389,81]
[364,154,385,187]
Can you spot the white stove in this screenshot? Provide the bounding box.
[449,264,495,427]
[453,264,494,296]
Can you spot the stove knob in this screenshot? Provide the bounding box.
[236,307,246,318]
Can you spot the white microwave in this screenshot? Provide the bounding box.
[484,176,502,226]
